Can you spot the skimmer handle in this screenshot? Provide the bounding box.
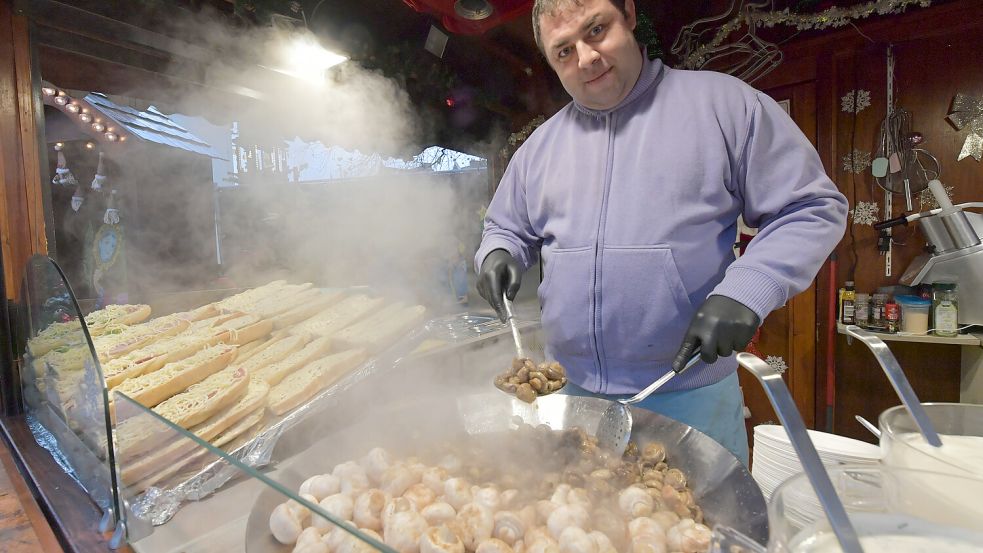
[737,352,864,553]
[502,293,526,359]
[844,325,942,447]
[622,351,701,406]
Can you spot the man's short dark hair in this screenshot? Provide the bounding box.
[532,0,628,54]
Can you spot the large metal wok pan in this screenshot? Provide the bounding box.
[245,392,768,552]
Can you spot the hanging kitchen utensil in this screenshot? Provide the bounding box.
[873,108,932,211]
[844,325,942,447]
[595,350,701,456]
[737,352,865,553]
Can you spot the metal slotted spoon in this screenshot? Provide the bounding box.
[596,350,701,456]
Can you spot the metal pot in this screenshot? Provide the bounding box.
[245,392,768,552]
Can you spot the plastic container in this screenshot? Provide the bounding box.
[895,295,931,334]
[711,465,983,552]
[772,466,983,552]
[879,403,983,527]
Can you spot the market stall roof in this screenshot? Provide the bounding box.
[84,93,228,160]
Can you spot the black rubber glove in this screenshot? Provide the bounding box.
[672,295,760,372]
[476,249,523,323]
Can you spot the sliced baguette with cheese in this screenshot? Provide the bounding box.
[213,280,287,313]
[94,316,191,360]
[269,290,346,329]
[152,364,250,428]
[234,338,267,360]
[130,406,265,492]
[267,349,367,416]
[102,333,219,388]
[332,304,427,352]
[119,377,268,482]
[253,336,333,385]
[289,295,386,338]
[235,334,309,375]
[28,304,151,358]
[240,284,315,317]
[110,344,237,408]
[211,406,265,448]
[216,318,273,346]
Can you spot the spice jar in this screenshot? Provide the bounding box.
[932,283,959,337]
[885,301,900,333]
[870,293,888,331]
[855,293,870,329]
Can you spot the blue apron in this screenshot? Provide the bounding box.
[563,371,749,466]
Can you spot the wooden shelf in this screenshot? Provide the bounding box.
[837,322,982,346]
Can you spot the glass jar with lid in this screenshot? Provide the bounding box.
[932,283,959,337]
[870,293,888,331]
[854,293,870,329]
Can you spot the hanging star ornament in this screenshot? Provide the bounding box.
[946,93,983,161]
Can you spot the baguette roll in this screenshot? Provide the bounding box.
[332,304,427,353]
[211,406,265,448]
[152,365,250,428]
[254,336,333,385]
[267,349,368,416]
[235,334,309,375]
[270,291,346,329]
[110,344,237,408]
[289,295,386,338]
[215,319,274,346]
[103,334,216,388]
[119,376,268,482]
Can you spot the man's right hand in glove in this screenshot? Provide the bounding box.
[477,249,522,323]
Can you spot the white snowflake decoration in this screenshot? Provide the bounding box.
[842,149,872,174]
[765,355,788,375]
[850,200,880,226]
[919,184,954,210]
[841,89,872,114]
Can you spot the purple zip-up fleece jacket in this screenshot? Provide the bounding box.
[475,55,848,395]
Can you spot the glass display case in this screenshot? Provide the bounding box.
[17,262,768,552]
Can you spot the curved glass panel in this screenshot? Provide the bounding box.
[18,254,122,528]
[114,392,394,552]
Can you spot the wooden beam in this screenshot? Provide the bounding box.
[13,16,46,258]
[0,0,43,300]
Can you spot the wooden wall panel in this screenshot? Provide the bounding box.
[752,0,983,438]
[0,2,46,300]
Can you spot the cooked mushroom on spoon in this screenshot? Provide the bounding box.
[494,358,568,403]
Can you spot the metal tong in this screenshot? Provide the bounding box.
[844,325,942,447]
[738,352,864,553]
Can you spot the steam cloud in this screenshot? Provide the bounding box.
[48,6,495,312]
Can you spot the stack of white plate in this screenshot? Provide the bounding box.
[751,424,881,511]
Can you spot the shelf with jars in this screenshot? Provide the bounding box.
[836,322,981,346]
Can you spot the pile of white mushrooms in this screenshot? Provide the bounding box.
[269,423,712,553]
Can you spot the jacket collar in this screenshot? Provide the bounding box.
[572,49,664,117]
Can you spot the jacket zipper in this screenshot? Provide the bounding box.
[591,112,617,392]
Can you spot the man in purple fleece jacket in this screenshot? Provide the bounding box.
[475,0,847,464]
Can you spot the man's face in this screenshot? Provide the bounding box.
[539,0,642,110]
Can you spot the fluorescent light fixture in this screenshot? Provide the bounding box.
[272,36,347,84]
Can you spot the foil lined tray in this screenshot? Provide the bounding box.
[126,311,538,527]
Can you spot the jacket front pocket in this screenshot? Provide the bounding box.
[538,247,593,359]
[598,246,695,364]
